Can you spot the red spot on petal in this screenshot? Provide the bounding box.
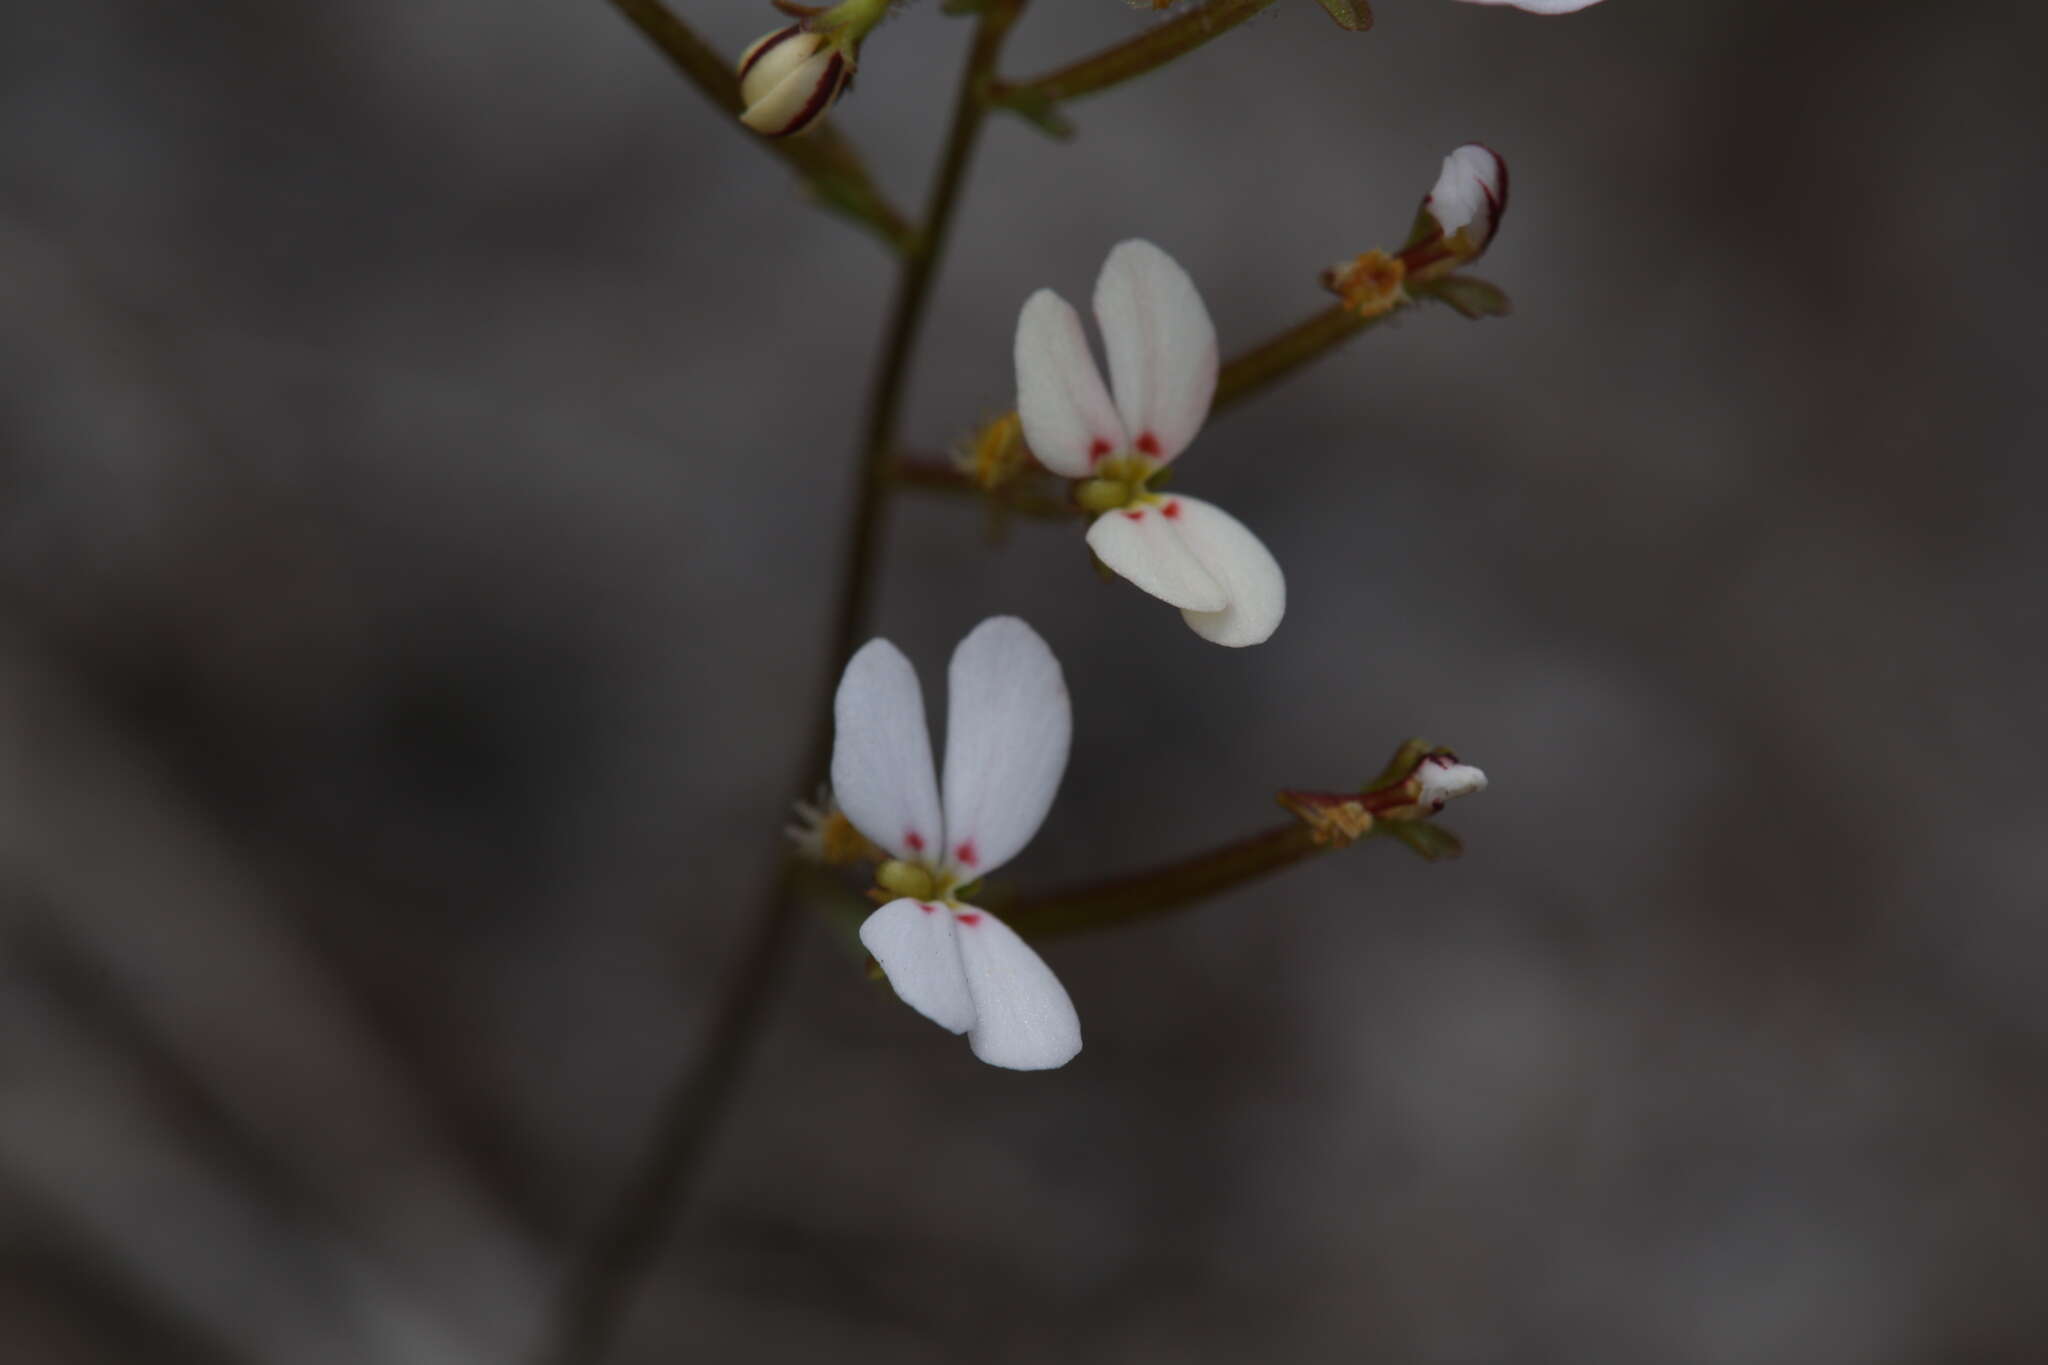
[1088,438,1111,461]
[919,902,936,914]
[1135,431,1162,455]
[1162,499,1181,519]
[954,840,978,867]
[1123,509,1145,521]
[904,830,925,852]
[956,912,982,926]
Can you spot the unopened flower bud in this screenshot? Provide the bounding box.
[1413,752,1487,812]
[1421,144,1509,260]
[738,25,852,138]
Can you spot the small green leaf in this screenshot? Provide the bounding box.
[1387,819,1464,863]
[1314,0,1375,31]
[1418,274,1513,320]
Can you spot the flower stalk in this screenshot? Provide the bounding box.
[1212,299,1399,413]
[539,4,1031,1360]
[1004,820,1327,936]
[832,0,1028,682]
[987,0,1282,136]
[1005,740,1481,937]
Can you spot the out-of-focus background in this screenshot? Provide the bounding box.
[5,0,2045,1360]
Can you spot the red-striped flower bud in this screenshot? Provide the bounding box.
[1421,143,1509,260]
[738,26,852,138]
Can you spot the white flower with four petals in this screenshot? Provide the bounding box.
[1015,240,1286,648]
[834,616,1082,1071]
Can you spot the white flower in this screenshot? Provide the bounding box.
[1453,0,1606,13]
[1423,144,1509,258]
[832,616,1080,1071]
[1014,240,1286,648]
[738,25,852,138]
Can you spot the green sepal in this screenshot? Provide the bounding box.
[1400,204,1440,254]
[1364,738,1434,793]
[1417,275,1513,320]
[1314,0,1375,31]
[1386,819,1464,863]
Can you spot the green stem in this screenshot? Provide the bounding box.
[1212,299,1410,415]
[891,457,1079,519]
[1004,821,1329,937]
[1002,741,1463,938]
[604,0,914,253]
[532,862,800,1365]
[534,9,1029,1363]
[989,0,1279,128]
[834,0,1027,689]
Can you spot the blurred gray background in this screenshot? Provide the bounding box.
[4,0,2045,1361]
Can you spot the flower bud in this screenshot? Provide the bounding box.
[1413,752,1487,812]
[738,25,852,138]
[1421,144,1509,260]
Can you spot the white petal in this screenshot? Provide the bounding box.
[1454,0,1604,11]
[1416,755,1488,810]
[830,638,945,862]
[1086,504,1228,613]
[950,906,1081,1071]
[738,27,819,103]
[1092,240,1217,465]
[939,616,1070,882]
[1164,495,1286,647]
[859,898,974,1035]
[738,35,850,138]
[1426,144,1508,250]
[1015,289,1128,478]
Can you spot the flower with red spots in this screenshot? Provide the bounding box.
[833,616,1080,1070]
[1015,240,1286,648]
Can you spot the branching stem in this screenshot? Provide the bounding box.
[536,6,1030,1362]
[989,0,1280,127]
